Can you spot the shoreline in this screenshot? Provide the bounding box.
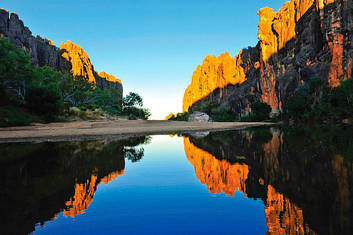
[0,120,274,143]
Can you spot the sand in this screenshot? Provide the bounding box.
[0,120,273,143]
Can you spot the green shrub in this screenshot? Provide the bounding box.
[0,106,32,127]
[167,112,190,121]
[128,114,138,120]
[26,78,63,121]
[210,107,236,122]
[284,77,353,125]
[241,101,272,122]
[200,101,218,114]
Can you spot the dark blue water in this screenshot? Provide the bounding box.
[1,127,353,234]
[33,136,266,235]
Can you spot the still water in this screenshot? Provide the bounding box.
[1,127,353,235]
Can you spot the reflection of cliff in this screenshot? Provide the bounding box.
[183,0,353,115]
[185,127,353,235]
[184,134,311,235]
[0,136,148,235]
[184,137,248,196]
[265,185,313,235]
[63,170,124,218]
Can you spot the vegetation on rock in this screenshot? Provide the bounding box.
[166,112,190,121]
[240,102,272,122]
[285,77,353,126]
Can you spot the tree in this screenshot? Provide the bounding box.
[123,92,143,107]
[26,66,63,120]
[250,101,272,121]
[0,38,33,103]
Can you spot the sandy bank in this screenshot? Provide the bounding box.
[0,120,273,143]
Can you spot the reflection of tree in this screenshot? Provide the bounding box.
[124,147,145,162]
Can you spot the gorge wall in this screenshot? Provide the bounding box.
[183,0,353,116]
[0,9,122,96]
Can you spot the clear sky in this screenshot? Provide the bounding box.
[2,0,285,119]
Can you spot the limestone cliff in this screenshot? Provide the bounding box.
[183,0,353,116]
[0,9,123,96]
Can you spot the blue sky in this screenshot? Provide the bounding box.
[2,0,285,119]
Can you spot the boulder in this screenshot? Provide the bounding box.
[188,112,210,122]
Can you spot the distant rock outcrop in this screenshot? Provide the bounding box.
[183,0,353,116]
[0,9,123,97]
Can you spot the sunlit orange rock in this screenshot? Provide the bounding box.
[183,137,248,196]
[59,41,123,95]
[60,41,98,83]
[98,71,122,85]
[183,52,246,112]
[165,113,176,120]
[256,0,310,110]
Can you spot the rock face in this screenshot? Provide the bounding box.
[0,9,123,97]
[183,52,247,112]
[188,111,211,122]
[0,9,71,73]
[60,41,123,95]
[183,0,353,116]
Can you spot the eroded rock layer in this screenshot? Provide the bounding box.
[0,9,123,95]
[183,0,353,115]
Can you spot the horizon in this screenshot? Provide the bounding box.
[2,0,285,119]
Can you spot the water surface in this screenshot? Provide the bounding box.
[1,127,353,234]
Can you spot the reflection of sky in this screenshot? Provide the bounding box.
[2,0,285,119]
[34,135,266,234]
